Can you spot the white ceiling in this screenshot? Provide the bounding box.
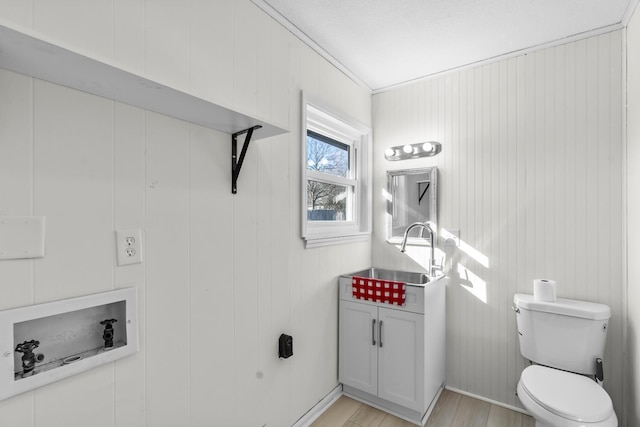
[255,0,638,91]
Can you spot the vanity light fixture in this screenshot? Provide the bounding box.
[384,141,442,161]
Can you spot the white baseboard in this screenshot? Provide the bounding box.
[420,385,444,426]
[291,384,530,427]
[444,386,530,415]
[291,384,343,427]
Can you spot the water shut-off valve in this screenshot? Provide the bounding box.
[100,318,118,349]
[596,358,604,385]
[15,339,45,374]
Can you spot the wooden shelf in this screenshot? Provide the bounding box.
[0,21,288,140]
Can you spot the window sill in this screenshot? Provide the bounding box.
[386,237,433,246]
[303,233,370,249]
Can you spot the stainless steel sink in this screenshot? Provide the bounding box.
[345,268,430,285]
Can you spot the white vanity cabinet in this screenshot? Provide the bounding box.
[338,275,445,425]
[339,301,426,410]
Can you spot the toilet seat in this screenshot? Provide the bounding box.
[518,365,617,426]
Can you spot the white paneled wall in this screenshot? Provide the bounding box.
[0,1,371,426]
[372,31,625,415]
[627,7,640,426]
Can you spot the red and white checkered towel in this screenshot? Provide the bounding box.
[351,276,406,306]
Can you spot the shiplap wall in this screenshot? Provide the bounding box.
[372,31,625,415]
[627,7,640,426]
[0,1,371,426]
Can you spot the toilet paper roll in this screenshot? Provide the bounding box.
[533,279,556,302]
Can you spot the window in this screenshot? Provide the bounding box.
[306,130,352,222]
[302,94,372,248]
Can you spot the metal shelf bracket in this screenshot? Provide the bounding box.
[231,125,262,194]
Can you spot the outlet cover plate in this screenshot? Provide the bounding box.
[115,229,142,266]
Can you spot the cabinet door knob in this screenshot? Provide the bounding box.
[372,319,377,346]
[379,321,383,348]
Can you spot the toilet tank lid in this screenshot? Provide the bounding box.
[513,294,611,320]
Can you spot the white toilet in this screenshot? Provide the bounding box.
[513,294,618,427]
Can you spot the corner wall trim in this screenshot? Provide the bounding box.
[291,384,343,427]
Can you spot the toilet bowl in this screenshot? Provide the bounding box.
[517,365,617,427]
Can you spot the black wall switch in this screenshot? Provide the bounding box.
[279,334,293,358]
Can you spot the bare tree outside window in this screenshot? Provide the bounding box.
[306,131,350,221]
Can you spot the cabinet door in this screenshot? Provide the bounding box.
[339,300,378,396]
[377,307,425,412]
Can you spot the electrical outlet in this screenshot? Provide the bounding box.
[115,229,142,266]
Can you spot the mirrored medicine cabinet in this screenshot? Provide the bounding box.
[387,167,438,243]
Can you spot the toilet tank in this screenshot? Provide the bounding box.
[513,294,611,375]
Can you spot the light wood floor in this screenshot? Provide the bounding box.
[310,389,535,427]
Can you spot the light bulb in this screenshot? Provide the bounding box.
[384,141,440,161]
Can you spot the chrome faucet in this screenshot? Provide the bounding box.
[400,222,438,276]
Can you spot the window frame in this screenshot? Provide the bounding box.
[301,93,372,248]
